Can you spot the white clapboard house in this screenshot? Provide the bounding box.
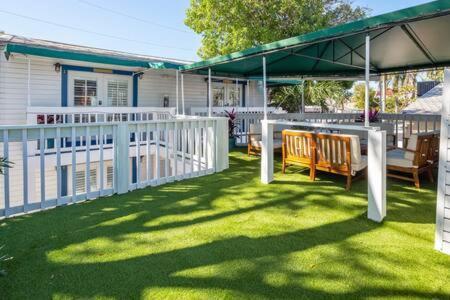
[0,33,266,212]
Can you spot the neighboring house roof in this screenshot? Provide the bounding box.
[402,83,442,114]
[0,33,191,69]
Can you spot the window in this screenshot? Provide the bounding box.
[212,84,241,107]
[74,79,97,106]
[107,80,129,106]
[68,71,131,107]
[213,87,225,106]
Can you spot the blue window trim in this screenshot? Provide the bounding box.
[61,64,138,107]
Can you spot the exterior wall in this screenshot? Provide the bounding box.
[0,54,264,125]
[0,53,61,125]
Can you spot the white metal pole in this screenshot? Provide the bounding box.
[301,81,305,113]
[27,57,31,106]
[181,73,185,115]
[381,74,386,112]
[246,80,250,110]
[263,56,268,120]
[208,68,212,117]
[235,77,238,107]
[364,35,370,127]
[176,70,179,115]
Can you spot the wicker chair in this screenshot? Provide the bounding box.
[386,133,434,188]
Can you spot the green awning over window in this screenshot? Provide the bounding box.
[180,0,450,78]
[3,43,182,69]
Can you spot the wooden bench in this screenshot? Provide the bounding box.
[282,130,367,190]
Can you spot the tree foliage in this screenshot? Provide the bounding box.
[185,0,368,112]
[352,82,376,109]
[186,0,367,59]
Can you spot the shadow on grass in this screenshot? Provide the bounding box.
[0,150,443,299]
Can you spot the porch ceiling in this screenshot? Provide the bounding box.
[180,0,450,78]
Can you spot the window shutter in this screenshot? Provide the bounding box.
[75,170,85,194]
[106,166,114,188]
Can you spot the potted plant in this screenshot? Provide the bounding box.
[224,109,238,149]
[358,108,379,123]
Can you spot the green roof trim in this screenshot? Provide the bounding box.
[180,0,450,74]
[4,43,182,69]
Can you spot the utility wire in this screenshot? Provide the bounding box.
[0,9,193,52]
[78,0,191,34]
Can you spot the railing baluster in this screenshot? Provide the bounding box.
[136,125,141,187]
[173,122,178,180]
[86,126,91,198]
[189,122,195,176]
[71,127,77,202]
[164,123,169,179]
[182,123,186,179]
[22,129,29,212]
[196,121,202,174]
[39,128,46,208]
[3,130,10,216]
[99,126,104,195]
[56,127,62,204]
[155,123,160,184]
[146,123,151,184]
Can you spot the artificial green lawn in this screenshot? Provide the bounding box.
[1,150,450,299]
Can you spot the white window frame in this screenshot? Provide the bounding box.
[68,71,133,107]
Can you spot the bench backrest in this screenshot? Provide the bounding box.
[315,133,353,174]
[282,130,315,166]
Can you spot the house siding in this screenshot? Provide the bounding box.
[0,53,61,125]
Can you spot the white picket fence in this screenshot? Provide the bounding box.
[0,117,228,218]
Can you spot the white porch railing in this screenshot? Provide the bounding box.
[230,112,441,146]
[190,106,286,116]
[26,107,177,125]
[0,117,228,218]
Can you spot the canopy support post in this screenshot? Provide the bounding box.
[365,34,370,127]
[176,70,179,115]
[380,74,386,112]
[263,56,268,120]
[301,82,305,113]
[181,73,185,116]
[208,68,212,117]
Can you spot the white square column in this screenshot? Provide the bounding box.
[261,120,274,184]
[367,129,386,222]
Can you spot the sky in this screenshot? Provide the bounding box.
[0,0,434,62]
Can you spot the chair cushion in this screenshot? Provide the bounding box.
[338,134,362,166]
[352,155,367,174]
[405,134,418,160]
[387,149,414,168]
[251,138,282,149]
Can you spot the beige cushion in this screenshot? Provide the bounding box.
[387,156,414,168]
[387,149,414,168]
[251,138,282,149]
[405,134,418,160]
[338,134,362,166]
[352,155,367,174]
